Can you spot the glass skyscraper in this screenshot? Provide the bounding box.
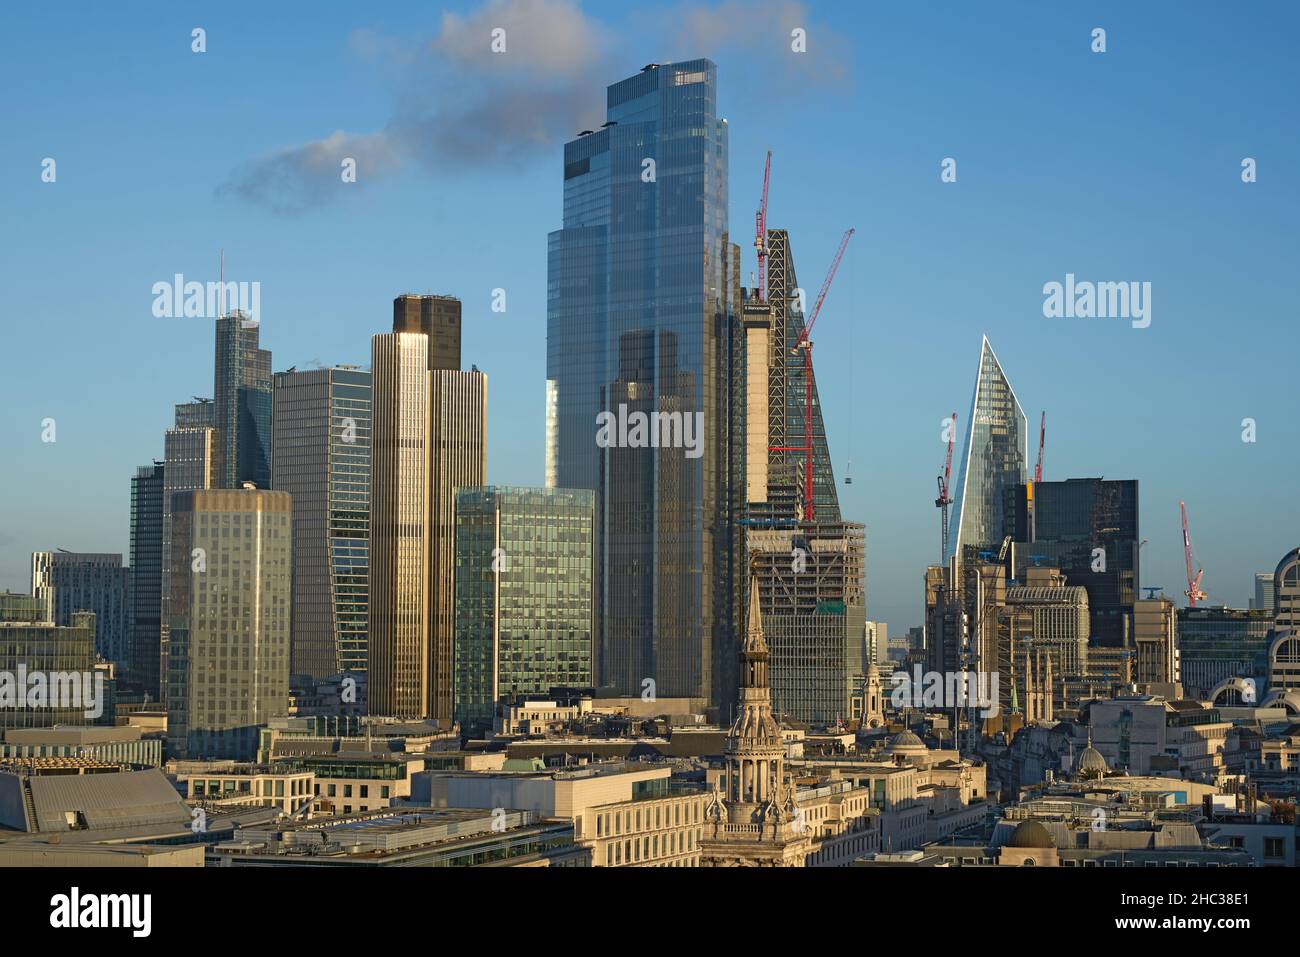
[272,367,372,679]
[453,486,594,733]
[214,311,272,490]
[129,462,165,693]
[949,336,1027,562]
[30,551,129,668]
[546,59,742,704]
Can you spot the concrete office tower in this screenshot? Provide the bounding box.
[453,486,594,733]
[1133,597,1178,687]
[30,552,129,668]
[159,403,218,704]
[165,488,291,759]
[214,311,272,490]
[949,336,1027,563]
[1177,606,1271,700]
[0,594,97,732]
[1251,572,1276,614]
[1005,478,1140,647]
[128,462,164,692]
[272,367,372,679]
[546,60,744,707]
[393,294,461,371]
[369,316,487,722]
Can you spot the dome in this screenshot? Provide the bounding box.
[885,730,925,752]
[1008,820,1055,849]
[1075,746,1108,774]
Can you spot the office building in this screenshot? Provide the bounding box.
[1005,477,1140,647]
[0,593,97,732]
[948,336,1027,562]
[1132,596,1178,687]
[272,366,372,678]
[159,403,218,704]
[369,303,486,722]
[393,294,461,371]
[214,311,272,490]
[30,551,129,668]
[1005,566,1090,678]
[165,488,292,759]
[128,463,164,694]
[1176,606,1272,700]
[546,60,743,707]
[1252,572,1276,614]
[1268,547,1300,697]
[453,486,594,734]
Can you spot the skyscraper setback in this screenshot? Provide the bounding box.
[546,59,743,706]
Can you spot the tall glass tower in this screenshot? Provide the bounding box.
[949,336,1027,562]
[214,312,272,490]
[546,60,742,704]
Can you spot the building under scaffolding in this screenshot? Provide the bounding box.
[737,227,863,727]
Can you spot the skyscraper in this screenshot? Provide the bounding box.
[368,301,486,722]
[0,595,97,732]
[1252,571,1277,614]
[453,486,594,733]
[128,462,165,693]
[30,551,129,668]
[393,294,461,371]
[272,367,372,679]
[546,59,743,706]
[1004,477,1140,647]
[949,336,1027,562]
[214,311,272,490]
[160,402,218,703]
[165,487,291,759]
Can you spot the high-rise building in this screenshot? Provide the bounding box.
[1005,565,1090,679]
[272,367,372,679]
[128,462,165,694]
[214,311,272,490]
[949,336,1027,562]
[0,593,97,732]
[1005,477,1140,647]
[165,488,292,759]
[160,403,218,703]
[368,303,486,722]
[1267,547,1300,697]
[393,294,461,371]
[546,60,743,707]
[29,551,129,668]
[453,486,595,733]
[1251,572,1276,614]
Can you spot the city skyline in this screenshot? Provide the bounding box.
[3,0,1298,637]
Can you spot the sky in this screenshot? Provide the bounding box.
[1,0,1298,634]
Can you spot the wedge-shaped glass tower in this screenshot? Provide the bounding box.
[949,336,1027,561]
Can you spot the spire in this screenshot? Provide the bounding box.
[743,564,768,656]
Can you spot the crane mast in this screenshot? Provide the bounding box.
[1181,500,1207,606]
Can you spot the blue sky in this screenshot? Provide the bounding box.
[2,0,1297,634]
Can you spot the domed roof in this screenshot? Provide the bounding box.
[885,730,925,752]
[1008,820,1055,849]
[1075,746,1108,774]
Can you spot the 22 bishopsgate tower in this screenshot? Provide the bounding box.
[546,60,743,707]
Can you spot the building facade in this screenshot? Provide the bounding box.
[453,486,595,734]
[165,488,292,759]
[128,463,165,695]
[546,60,743,707]
[1177,606,1272,700]
[30,551,129,668]
[272,366,372,679]
[213,311,272,490]
[0,594,97,732]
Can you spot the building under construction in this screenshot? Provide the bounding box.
[738,224,865,727]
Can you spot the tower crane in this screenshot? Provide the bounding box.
[754,150,772,301]
[1180,501,1207,606]
[1034,411,1046,484]
[769,227,854,521]
[935,410,956,563]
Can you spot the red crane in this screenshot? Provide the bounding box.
[1180,501,1207,606]
[936,410,956,562]
[754,150,772,301]
[1034,411,1046,484]
[770,227,854,521]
